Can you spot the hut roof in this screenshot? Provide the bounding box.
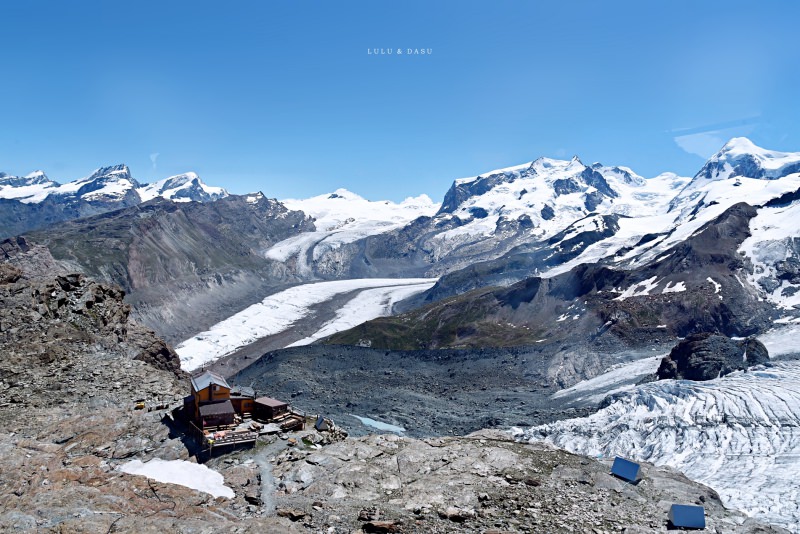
[255,397,288,408]
[191,370,230,392]
[230,385,256,398]
[199,400,235,417]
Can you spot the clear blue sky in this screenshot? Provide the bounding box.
[2,1,799,201]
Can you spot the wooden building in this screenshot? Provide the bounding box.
[185,370,294,431]
[188,370,231,422]
[187,370,256,429]
[229,385,256,416]
[198,399,235,428]
[254,397,289,421]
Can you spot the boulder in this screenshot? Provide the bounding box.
[657,333,769,381]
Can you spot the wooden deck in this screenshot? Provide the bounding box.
[205,430,258,449]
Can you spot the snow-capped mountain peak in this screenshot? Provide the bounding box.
[137,172,228,203]
[718,136,761,155]
[69,164,139,202]
[0,164,229,214]
[324,188,364,201]
[0,170,60,202]
[265,189,440,276]
[87,164,132,180]
[22,170,51,184]
[565,155,584,171]
[694,137,800,182]
[0,170,56,188]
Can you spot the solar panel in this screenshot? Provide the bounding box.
[611,456,640,482]
[668,504,706,529]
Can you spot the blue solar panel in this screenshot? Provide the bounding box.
[669,504,706,529]
[611,456,640,482]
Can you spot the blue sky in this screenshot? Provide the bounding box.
[2,1,799,201]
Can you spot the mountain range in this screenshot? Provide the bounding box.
[4,137,800,349]
[4,137,800,531]
[0,165,227,238]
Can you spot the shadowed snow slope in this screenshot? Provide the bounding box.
[514,359,800,531]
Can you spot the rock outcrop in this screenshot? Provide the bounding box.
[0,263,303,532]
[267,430,786,533]
[656,332,770,381]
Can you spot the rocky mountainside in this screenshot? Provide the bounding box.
[0,262,183,396]
[0,262,784,532]
[15,194,315,344]
[0,165,227,238]
[8,138,800,360]
[0,261,303,532]
[325,202,773,356]
[267,429,785,533]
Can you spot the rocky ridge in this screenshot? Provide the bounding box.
[0,262,303,532]
[268,430,786,533]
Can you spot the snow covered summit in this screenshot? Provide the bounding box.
[0,164,231,238]
[0,164,228,206]
[694,137,800,182]
[0,170,60,201]
[265,188,439,276]
[137,172,228,203]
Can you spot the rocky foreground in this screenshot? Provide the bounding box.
[0,263,788,532]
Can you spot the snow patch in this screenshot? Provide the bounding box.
[613,276,659,300]
[707,277,722,294]
[119,459,234,498]
[662,281,686,294]
[351,415,406,433]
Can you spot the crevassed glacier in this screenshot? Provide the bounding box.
[514,360,800,532]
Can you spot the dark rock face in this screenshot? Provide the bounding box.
[656,333,770,381]
[0,264,184,382]
[553,178,581,196]
[731,154,766,180]
[579,167,618,198]
[583,190,604,211]
[438,171,516,214]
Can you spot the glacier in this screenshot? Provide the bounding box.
[265,188,439,276]
[175,278,437,371]
[513,328,800,531]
